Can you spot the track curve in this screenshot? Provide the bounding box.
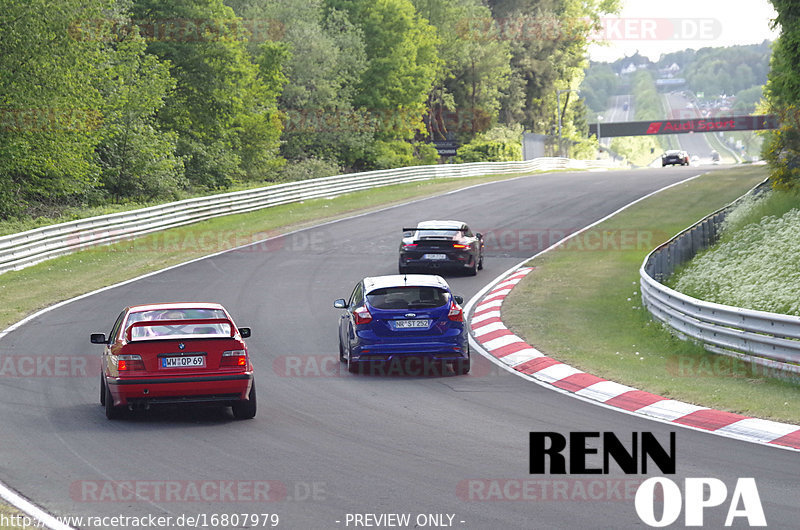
[1,166,798,529]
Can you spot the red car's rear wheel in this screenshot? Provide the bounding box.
[232,381,257,419]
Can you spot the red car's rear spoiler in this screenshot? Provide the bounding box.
[125,318,236,341]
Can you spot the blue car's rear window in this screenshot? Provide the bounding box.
[367,287,449,310]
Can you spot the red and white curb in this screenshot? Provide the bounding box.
[470,267,800,451]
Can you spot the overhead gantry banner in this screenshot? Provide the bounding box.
[589,115,779,138]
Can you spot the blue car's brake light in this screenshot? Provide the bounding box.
[448,302,463,322]
[353,306,372,325]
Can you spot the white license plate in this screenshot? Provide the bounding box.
[162,355,205,368]
[395,319,430,328]
[422,253,447,260]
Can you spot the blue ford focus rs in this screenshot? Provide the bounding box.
[334,275,470,375]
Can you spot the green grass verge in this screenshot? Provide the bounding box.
[720,186,800,240]
[0,503,30,529]
[0,178,324,237]
[501,165,800,424]
[0,171,546,332]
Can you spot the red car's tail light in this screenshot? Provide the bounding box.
[353,306,372,325]
[117,354,145,371]
[221,349,247,368]
[402,243,417,249]
[448,301,464,322]
[453,243,469,249]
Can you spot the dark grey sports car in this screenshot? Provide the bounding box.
[399,220,484,276]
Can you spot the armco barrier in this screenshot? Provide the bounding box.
[640,180,800,376]
[0,157,617,274]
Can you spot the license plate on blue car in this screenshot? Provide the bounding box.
[395,319,429,328]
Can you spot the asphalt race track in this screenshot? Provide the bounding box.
[1,166,798,529]
[664,93,717,162]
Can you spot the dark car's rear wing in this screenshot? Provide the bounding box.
[125,318,236,341]
[402,227,462,232]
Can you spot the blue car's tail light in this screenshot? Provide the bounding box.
[353,306,372,325]
[448,301,463,322]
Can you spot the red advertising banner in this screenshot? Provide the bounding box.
[589,115,778,138]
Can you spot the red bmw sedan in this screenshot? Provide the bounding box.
[91,302,255,420]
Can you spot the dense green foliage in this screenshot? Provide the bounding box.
[0,0,618,220]
[1,0,108,217]
[452,124,522,162]
[580,62,619,113]
[763,0,800,189]
[679,43,771,98]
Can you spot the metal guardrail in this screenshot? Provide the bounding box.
[0,157,617,274]
[640,179,800,376]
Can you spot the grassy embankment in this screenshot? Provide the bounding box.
[670,186,800,315]
[0,504,30,530]
[502,165,800,424]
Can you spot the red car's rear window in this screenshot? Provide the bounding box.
[126,308,230,339]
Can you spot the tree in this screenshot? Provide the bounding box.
[131,0,285,188]
[683,45,770,97]
[328,0,441,153]
[228,0,372,169]
[0,0,109,216]
[489,0,620,135]
[412,0,511,141]
[763,1,800,188]
[95,36,184,200]
[580,62,619,113]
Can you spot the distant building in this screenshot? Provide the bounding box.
[659,63,681,76]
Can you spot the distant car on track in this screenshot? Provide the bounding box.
[662,150,690,166]
[91,302,255,419]
[334,274,470,375]
[399,220,484,275]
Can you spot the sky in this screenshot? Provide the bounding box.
[588,0,780,62]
